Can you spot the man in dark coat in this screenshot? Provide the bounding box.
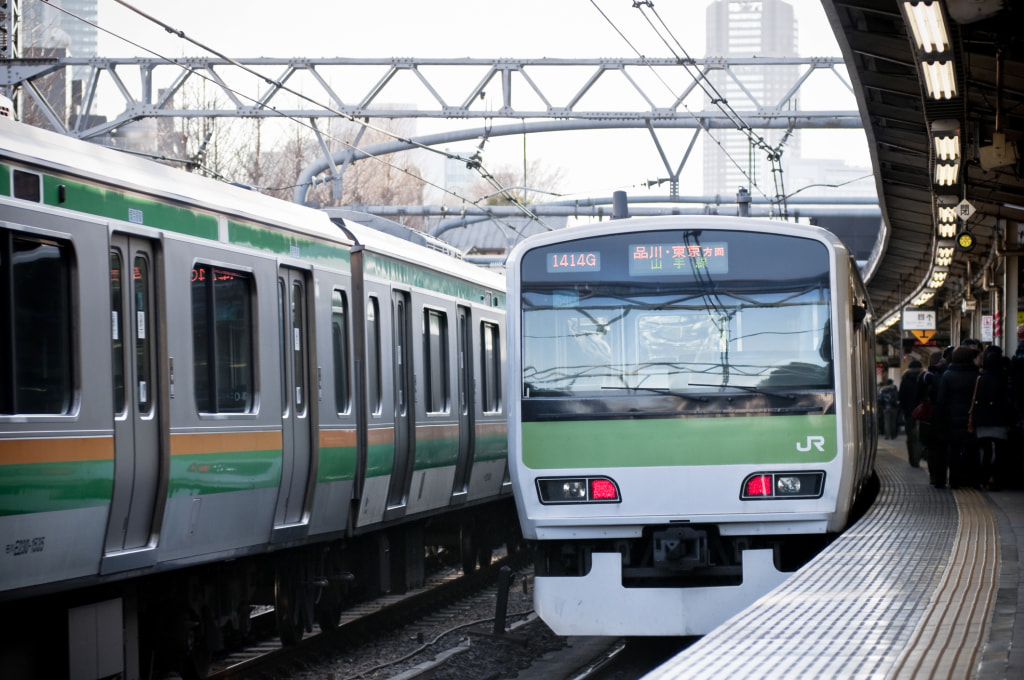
[933,345,981,488]
[899,360,924,466]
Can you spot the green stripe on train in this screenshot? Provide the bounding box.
[0,461,113,516]
[364,252,505,308]
[413,437,459,470]
[474,434,508,462]
[167,450,282,496]
[42,175,219,239]
[318,445,358,483]
[521,415,838,469]
[228,221,351,271]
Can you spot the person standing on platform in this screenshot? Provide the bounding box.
[914,351,944,464]
[1007,328,1024,487]
[899,360,924,465]
[933,345,981,488]
[879,379,899,439]
[972,345,1012,490]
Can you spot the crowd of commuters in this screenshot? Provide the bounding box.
[884,329,1024,490]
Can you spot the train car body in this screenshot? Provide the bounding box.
[0,116,510,678]
[506,216,877,636]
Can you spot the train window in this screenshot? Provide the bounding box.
[366,296,382,415]
[332,290,351,414]
[481,321,501,413]
[191,264,254,414]
[110,251,126,415]
[0,230,73,414]
[135,256,153,414]
[12,169,41,202]
[423,309,450,413]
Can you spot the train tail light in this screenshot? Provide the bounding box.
[536,477,621,504]
[741,471,825,500]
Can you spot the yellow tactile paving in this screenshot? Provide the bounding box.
[889,488,999,679]
[648,445,1000,679]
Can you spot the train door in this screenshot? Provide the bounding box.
[104,235,162,553]
[451,306,475,499]
[274,268,313,528]
[385,290,415,514]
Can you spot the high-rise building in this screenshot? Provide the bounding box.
[703,0,798,199]
[16,0,98,125]
[61,0,99,83]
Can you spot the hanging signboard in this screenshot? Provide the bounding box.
[902,309,936,331]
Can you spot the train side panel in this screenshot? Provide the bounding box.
[0,200,114,591]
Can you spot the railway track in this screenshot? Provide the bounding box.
[207,553,538,679]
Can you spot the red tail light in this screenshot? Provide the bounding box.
[590,478,619,500]
[745,475,773,497]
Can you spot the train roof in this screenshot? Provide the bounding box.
[0,116,353,249]
[325,208,506,292]
[508,214,849,258]
[0,118,504,292]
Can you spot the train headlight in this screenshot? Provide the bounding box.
[740,471,825,500]
[563,480,587,499]
[536,477,621,504]
[777,476,802,494]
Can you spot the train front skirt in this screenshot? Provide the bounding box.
[533,549,789,636]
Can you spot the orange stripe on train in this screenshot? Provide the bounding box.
[170,431,282,455]
[0,436,114,465]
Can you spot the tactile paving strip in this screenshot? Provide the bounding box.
[647,448,999,679]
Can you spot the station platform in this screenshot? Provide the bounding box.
[647,437,1024,679]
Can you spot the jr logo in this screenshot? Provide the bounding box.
[796,435,826,452]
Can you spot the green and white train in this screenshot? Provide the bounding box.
[506,216,878,636]
[0,115,514,678]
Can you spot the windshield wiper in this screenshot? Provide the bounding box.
[688,383,796,400]
[601,385,709,402]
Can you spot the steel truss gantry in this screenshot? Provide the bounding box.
[1,55,864,206]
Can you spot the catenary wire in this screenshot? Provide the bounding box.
[41,0,552,240]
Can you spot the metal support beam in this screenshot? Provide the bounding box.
[0,55,860,137]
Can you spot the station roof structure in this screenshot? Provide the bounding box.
[821,0,1024,340]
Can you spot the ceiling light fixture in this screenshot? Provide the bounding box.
[934,161,960,185]
[903,1,951,53]
[931,119,960,161]
[922,61,958,99]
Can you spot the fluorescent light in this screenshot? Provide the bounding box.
[934,161,960,185]
[932,119,961,160]
[913,291,935,306]
[922,61,958,99]
[903,2,951,53]
[875,312,902,334]
[934,135,960,160]
[938,222,958,238]
[928,268,948,288]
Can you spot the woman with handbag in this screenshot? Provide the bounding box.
[933,345,981,488]
[912,351,944,465]
[900,359,925,465]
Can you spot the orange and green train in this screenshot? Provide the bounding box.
[0,115,515,678]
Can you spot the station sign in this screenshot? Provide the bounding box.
[902,309,936,330]
[904,309,936,345]
[956,199,976,222]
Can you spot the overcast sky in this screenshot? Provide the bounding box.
[82,0,868,204]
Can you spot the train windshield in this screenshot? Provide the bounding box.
[520,229,834,397]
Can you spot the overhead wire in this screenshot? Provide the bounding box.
[591,0,791,217]
[41,0,552,240]
[636,0,792,216]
